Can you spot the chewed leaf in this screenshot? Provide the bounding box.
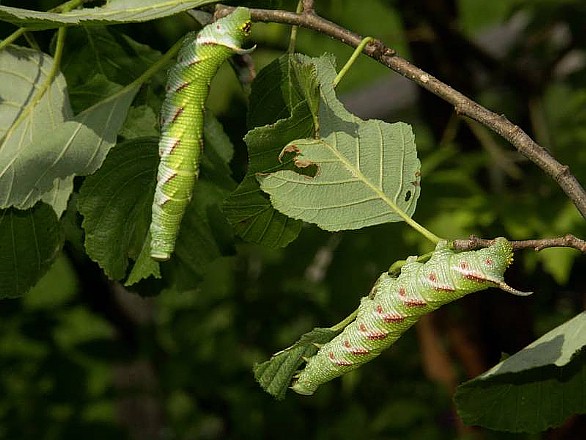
[224,54,319,247]
[258,55,420,231]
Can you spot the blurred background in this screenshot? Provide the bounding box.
[1,0,585,438]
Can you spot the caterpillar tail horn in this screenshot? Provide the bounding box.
[496,281,533,296]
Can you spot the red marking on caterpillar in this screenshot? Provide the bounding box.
[343,340,369,355]
[398,286,426,305]
[427,273,456,292]
[175,82,190,93]
[455,261,487,282]
[358,324,388,340]
[171,138,180,154]
[158,171,178,187]
[463,273,488,282]
[328,351,353,366]
[376,304,405,323]
[402,298,427,307]
[485,258,493,266]
[170,107,184,124]
[432,285,456,292]
[158,137,179,157]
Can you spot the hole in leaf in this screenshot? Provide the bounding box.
[404,190,412,202]
[279,144,319,177]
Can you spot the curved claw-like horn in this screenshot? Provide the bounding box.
[496,281,533,296]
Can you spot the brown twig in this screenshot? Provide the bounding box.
[301,0,315,14]
[452,234,586,253]
[216,5,586,220]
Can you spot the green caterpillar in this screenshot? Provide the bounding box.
[292,237,531,395]
[150,7,254,260]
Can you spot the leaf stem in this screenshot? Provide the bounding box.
[329,309,358,332]
[333,36,373,88]
[0,0,88,51]
[52,0,91,13]
[287,1,304,54]
[128,38,184,89]
[397,213,441,244]
[0,28,26,50]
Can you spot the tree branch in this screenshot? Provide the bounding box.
[452,234,586,253]
[301,0,315,14]
[216,5,586,220]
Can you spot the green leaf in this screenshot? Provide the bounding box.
[0,46,71,214]
[246,53,319,130]
[120,105,160,140]
[0,203,64,298]
[67,74,125,115]
[0,1,218,30]
[125,229,160,286]
[258,55,421,232]
[40,176,74,218]
[78,137,159,281]
[254,327,340,400]
[0,45,139,211]
[79,115,237,289]
[455,312,586,433]
[224,54,320,247]
[61,26,162,91]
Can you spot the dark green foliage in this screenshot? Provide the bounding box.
[0,0,585,438]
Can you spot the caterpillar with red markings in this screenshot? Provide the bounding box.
[150,7,254,260]
[292,237,531,395]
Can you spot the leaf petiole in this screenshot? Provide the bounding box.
[333,36,373,87]
[328,308,358,332]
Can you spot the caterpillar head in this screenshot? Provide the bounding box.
[472,237,532,296]
[209,7,256,54]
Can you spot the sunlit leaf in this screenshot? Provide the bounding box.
[224,54,318,247]
[258,55,421,231]
[0,1,217,30]
[456,312,586,433]
[0,46,139,212]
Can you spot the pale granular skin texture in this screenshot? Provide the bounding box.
[292,238,515,395]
